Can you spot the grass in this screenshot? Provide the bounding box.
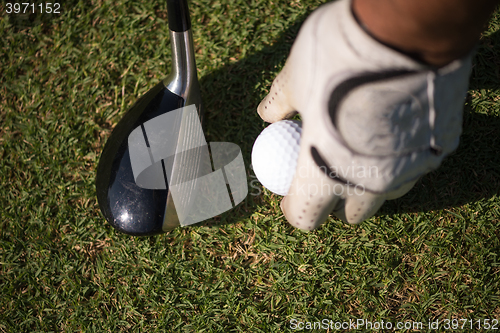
[1,0,499,331]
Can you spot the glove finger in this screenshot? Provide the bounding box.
[332,190,386,224]
[332,179,419,224]
[281,129,342,230]
[385,179,419,200]
[257,66,298,123]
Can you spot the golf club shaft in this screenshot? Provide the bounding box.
[164,0,201,108]
[167,0,191,32]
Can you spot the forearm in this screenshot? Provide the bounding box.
[352,0,500,66]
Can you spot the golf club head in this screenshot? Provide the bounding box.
[96,0,203,235]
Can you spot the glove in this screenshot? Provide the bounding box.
[256,0,473,230]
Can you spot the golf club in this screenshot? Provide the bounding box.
[95,0,203,235]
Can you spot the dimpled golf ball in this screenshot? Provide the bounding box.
[251,120,302,196]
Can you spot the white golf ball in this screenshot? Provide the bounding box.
[251,120,302,196]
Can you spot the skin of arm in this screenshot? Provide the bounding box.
[352,0,500,66]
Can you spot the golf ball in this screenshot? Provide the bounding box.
[251,120,302,196]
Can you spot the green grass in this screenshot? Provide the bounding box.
[1,0,500,331]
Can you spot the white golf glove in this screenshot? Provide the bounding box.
[257,0,473,230]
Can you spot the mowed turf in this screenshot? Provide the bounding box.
[1,0,499,331]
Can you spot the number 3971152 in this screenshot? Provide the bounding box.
[5,3,61,14]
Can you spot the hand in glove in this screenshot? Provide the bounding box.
[256,0,473,230]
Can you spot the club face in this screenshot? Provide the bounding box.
[96,28,202,236]
[96,83,187,235]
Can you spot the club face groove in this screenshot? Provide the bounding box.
[95,2,202,236]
